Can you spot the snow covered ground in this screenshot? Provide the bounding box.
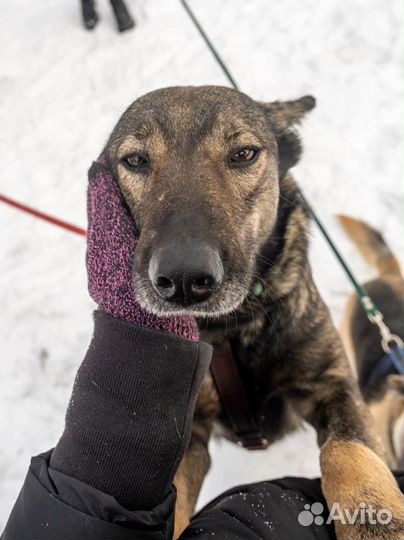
[0,0,402,529]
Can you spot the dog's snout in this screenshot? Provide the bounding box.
[149,246,223,306]
[154,271,218,305]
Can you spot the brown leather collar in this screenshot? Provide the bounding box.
[210,340,269,451]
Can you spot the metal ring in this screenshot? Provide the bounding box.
[381,334,404,354]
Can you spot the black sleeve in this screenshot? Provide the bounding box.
[2,451,175,540]
[2,311,212,540]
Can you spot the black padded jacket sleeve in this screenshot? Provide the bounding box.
[2,311,212,540]
[2,451,176,540]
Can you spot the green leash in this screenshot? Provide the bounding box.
[297,191,377,318]
[180,0,403,353]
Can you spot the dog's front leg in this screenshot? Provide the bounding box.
[297,338,404,539]
[174,436,211,538]
[173,374,219,538]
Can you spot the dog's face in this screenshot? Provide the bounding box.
[107,86,314,317]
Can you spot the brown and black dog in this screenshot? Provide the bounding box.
[339,216,404,471]
[104,86,403,539]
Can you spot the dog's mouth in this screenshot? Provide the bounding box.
[133,269,251,319]
[132,237,258,318]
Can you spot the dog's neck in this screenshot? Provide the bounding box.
[255,176,302,288]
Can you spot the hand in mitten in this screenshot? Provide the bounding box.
[86,158,199,341]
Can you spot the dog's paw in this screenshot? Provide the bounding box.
[320,438,404,540]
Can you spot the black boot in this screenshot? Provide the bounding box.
[81,0,99,30]
[110,0,135,32]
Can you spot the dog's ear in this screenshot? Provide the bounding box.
[261,95,316,179]
[263,95,316,132]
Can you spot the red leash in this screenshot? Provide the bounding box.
[0,193,87,237]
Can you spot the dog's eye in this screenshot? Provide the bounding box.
[123,153,149,171]
[229,147,259,166]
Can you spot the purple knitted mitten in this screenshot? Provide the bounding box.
[86,159,199,341]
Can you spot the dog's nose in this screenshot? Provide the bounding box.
[149,246,223,306]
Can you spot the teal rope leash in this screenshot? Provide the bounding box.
[298,191,404,353]
[297,191,377,318]
[179,0,403,357]
[179,0,240,91]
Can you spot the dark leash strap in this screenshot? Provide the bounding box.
[210,340,269,451]
[365,344,404,391]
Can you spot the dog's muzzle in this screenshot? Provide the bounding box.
[148,244,224,307]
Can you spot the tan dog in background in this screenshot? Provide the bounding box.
[339,215,404,469]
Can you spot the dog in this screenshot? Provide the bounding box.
[104,86,404,539]
[339,216,404,471]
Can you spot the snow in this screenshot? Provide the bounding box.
[0,0,402,529]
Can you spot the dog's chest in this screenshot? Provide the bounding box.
[200,320,301,445]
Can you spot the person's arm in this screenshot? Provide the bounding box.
[2,159,211,540]
[3,312,210,540]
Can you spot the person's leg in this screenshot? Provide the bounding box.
[81,0,99,30]
[109,0,135,32]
